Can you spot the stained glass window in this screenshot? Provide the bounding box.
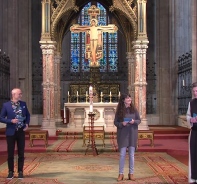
[70,2,118,72]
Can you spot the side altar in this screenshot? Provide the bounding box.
[64,102,118,128]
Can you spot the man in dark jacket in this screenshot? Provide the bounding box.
[0,88,30,180]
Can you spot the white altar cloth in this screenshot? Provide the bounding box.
[64,102,118,128]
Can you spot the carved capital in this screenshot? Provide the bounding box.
[40,44,56,55]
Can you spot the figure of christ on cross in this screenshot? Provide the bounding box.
[70,19,118,67]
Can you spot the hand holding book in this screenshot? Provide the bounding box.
[193,113,197,118]
[124,118,132,123]
[191,113,197,123]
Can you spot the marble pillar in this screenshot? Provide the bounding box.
[133,40,149,130]
[40,41,57,136]
[126,51,135,101]
[54,52,62,123]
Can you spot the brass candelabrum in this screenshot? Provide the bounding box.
[85,112,98,156]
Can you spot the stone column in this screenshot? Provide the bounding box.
[192,0,197,82]
[127,51,135,100]
[54,52,62,123]
[40,41,57,136]
[133,40,149,130]
[133,0,149,129]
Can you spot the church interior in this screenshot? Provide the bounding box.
[0,0,196,183]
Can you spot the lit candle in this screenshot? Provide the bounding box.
[183,79,185,86]
[90,104,93,112]
[64,107,65,118]
[68,91,69,95]
[101,92,103,96]
[89,86,93,94]
[110,91,111,96]
[77,91,78,96]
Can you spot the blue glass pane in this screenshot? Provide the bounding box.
[97,3,106,26]
[81,3,91,26]
[100,42,107,72]
[108,33,118,43]
[103,33,107,43]
[108,32,118,72]
[80,3,91,71]
[70,33,80,72]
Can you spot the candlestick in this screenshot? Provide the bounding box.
[85,91,88,103]
[89,85,93,110]
[76,91,79,103]
[181,81,192,91]
[100,92,103,103]
[89,85,93,103]
[67,93,70,103]
[89,86,93,94]
[90,104,93,112]
[109,91,112,103]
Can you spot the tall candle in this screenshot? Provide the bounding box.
[90,104,93,112]
[86,91,88,96]
[118,91,120,96]
[110,91,111,96]
[182,79,185,86]
[77,91,78,95]
[89,86,93,94]
[101,92,103,96]
[68,91,69,95]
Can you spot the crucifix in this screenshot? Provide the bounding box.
[70,5,118,67]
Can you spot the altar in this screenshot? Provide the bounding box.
[64,102,118,128]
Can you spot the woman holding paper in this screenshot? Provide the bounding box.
[114,93,141,181]
[186,82,197,184]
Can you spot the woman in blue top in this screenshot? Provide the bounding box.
[114,93,141,181]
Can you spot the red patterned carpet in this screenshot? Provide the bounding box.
[0,152,188,184]
[0,126,190,183]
